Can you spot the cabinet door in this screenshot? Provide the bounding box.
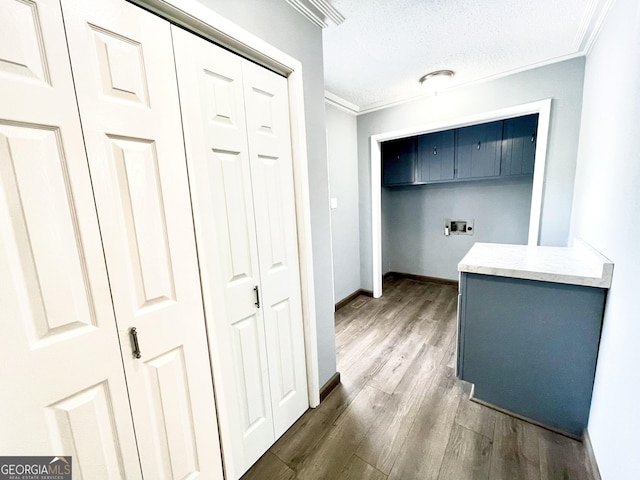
[172,27,275,479]
[455,121,503,179]
[0,1,141,478]
[61,1,223,479]
[501,114,538,176]
[382,137,416,186]
[417,130,455,182]
[460,273,605,436]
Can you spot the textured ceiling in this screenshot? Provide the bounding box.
[322,0,610,112]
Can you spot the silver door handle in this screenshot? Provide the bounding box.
[254,286,261,308]
[130,327,142,359]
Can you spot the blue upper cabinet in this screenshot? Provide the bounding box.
[455,121,503,179]
[382,137,417,186]
[381,114,539,187]
[417,130,455,183]
[501,114,539,176]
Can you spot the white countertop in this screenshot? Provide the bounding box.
[458,241,614,288]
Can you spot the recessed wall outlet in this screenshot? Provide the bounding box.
[445,219,474,235]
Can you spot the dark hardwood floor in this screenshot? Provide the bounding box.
[241,277,593,480]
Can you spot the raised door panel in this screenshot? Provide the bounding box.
[172,26,273,479]
[417,130,455,182]
[501,114,538,176]
[0,0,49,85]
[382,137,416,186]
[46,382,129,480]
[61,1,223,478]
[0,1,141,478]
[455,121,503,179]
[242,60,309,439]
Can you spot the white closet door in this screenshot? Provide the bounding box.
[242,62,309,438]
[172,26,274,478]
[0,1,142,479]
[60,1,223,479]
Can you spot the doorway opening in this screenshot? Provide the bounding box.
[370,99,552,297]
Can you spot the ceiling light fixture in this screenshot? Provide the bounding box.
[419,70,455,90]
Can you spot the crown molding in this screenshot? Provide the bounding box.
[324,91,359,114]
[322,0,614,117]
[356,51,585,116]
[574,0,616,53]
[308,0,344,25]
[285,0,344,29]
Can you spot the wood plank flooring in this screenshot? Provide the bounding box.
[241,277,593,480]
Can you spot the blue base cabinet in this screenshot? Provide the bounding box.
[457,272,606,437]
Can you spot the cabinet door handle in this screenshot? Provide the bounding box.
[433,147,437,155]
[254,285,261,308]
[531,134,536,143]
[130,327,142,359]
[477,141,481,150]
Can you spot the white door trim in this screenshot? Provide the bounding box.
[132,0,320,407]
[370,99,552,298]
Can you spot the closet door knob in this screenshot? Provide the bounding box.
[477,141,481,150]
[433,147,437,155]
[531,134,536,143]
[130,327,142,359]
[254,285,261,308]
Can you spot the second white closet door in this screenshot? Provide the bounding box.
[242,61,309,438]
[172,26,308,479]
[172,26,272,478]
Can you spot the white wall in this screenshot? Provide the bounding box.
[384,177,532,280]
[326,103,361,302]
[194,0,336,386]
[570,0,640,478]
[358,58,585,290]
